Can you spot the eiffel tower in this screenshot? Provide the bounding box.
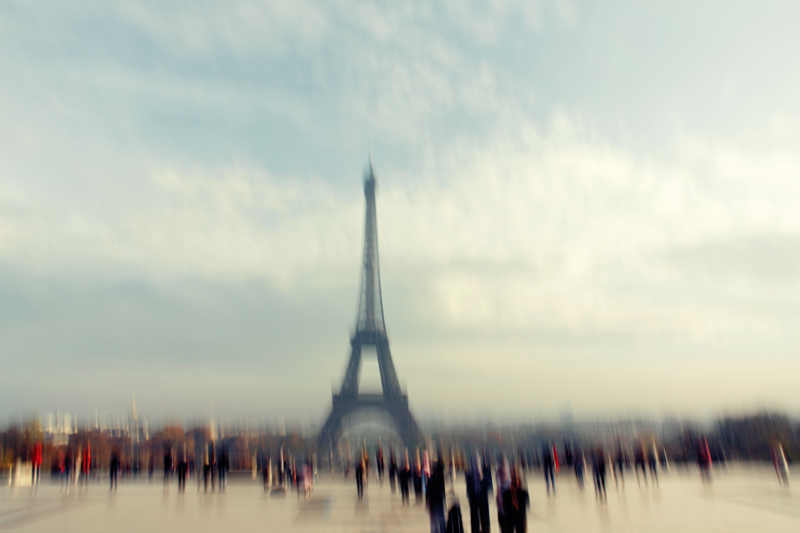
[318,156,424,451]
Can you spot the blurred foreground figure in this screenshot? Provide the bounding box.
[771,442,790,487]
[466,455,492,533]
[500,468,529,533]
[427,461,447,533]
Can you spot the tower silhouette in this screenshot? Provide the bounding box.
[318,156,423,451]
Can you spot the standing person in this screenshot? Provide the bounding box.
[376,443,385,487]
[62,449,73,493]
[542,443,555,496]
[355,456,365,501]
[414,452,424,504]
[389,447,398,493]
[218,448,229,492]
[697,437,712,483]
[502,469,529,533]
[31,442,42,487]
[207,441,217,491]
[81,442,91,490]
[163,449,173,489]
[427,461,447,533]
[109,450,120,491]
[495,462,510,533]
[465,458,482,533]
[177,453,188,493]
[478,457,493,533]
[399,451,411,506]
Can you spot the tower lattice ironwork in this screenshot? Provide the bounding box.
[318,157,423,451]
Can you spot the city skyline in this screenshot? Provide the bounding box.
[3,1,800,421]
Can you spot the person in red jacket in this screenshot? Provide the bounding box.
[32,442,43,486]
[81,442,91,490]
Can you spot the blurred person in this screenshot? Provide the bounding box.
[771,442,790,487]
[479,457,493,533]
[613,443,626,489]
[31,441,42,487]
[697,437,712,483]
[634,444,647,485]
[465,457,482,533]
[495,461,511,533]
[541,443,555,495]
[389,447,398,493]
[414,451,424,504]
[376,442,385,486]
[648,443,659,486]
[400,449,411,506]
[278,444,285,487]
[261,451,271,491]
[177,453,188,493]
[574,451,585,491]
[109,450,120,491]
[80,442,91,491]
[61,449,72,493]
[502,468,529,533]
[427,461,447,533]
[591,448,607,501]
[355,456,365,501]
[163,449,173,489]
[218,448,229,491]
[446,501,465,533]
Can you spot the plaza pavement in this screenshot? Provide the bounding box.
[1,464,797,532]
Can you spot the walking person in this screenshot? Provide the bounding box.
[542,443,555,495]
[355,456,365,501]
[389,448,398,493]
[466,458,482,533]
[592,448,607,501]
[81,442,91,491]
[31,442,42,487]
[634,444,647,485]
[427,461,447,533]
[399,451,411,506]
[501,468,529,533]
[109,450,120,491]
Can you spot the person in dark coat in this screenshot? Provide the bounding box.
[389,447,398,493]
[501,469,529,533]
[355,457,365,501]
[399,452,411,506]
[427,461,447,533]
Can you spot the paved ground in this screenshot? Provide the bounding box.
[1,464,797,532]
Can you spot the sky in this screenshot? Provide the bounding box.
[2,0,800,424]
